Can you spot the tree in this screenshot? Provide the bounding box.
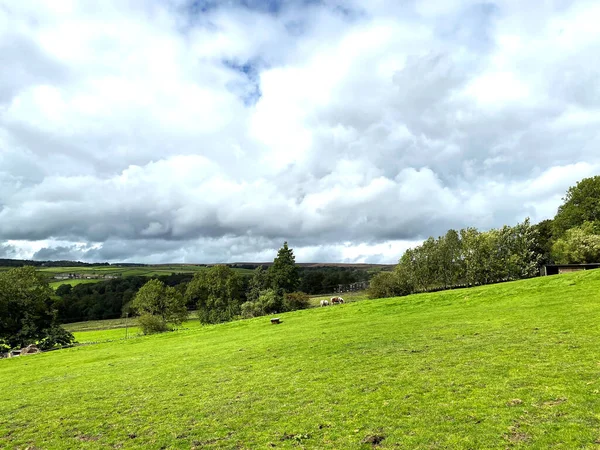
[504,218,542,279]
[532,219,555,266]
[552,222,600,264]
[247,266,270,303]
[438,229,462,288]
[132,279,188,334]
[185,265,244,324]
[368,266,413,299]
[460,228,483,286]
[554,176,600,236]
[0,266,74,349]
[282,291,310,311]
[240,289,281,318]
[268,242,300,294]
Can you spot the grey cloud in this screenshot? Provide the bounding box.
[0,243,18,259]
[0,34,70,104]
[1,0,600,263]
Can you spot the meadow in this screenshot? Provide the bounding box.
[2,270,600,448]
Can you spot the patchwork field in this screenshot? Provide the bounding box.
[2,270,600,448]
[0,265,256,290]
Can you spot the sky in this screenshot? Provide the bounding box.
[1,0,600,264]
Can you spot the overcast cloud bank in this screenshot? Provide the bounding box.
[1,0,599,263]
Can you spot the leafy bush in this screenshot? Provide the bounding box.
[240,301,263,319]
[37,326,75,350]
[137,314,169,334]
[0,338,10,353]
[368,271,412,299]
[186,265,243,324]
[240,289,282,318]
[283,292,310,311]
[0,266,69,349]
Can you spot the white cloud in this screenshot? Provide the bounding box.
[1,0,600,263]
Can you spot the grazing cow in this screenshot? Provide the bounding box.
[320,299,329,307]
[330,296,344,304]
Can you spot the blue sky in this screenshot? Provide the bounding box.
[0,0,599,263]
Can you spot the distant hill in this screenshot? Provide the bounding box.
[0,259,394,271]
[225,262,395,270]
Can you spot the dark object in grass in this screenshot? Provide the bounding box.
[361,434,385,445]
[270,318,281,324]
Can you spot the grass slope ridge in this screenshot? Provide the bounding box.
[2,271,600,449]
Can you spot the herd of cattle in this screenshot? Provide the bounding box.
[320,296,345,307]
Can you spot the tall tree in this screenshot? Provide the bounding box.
[132,279,188,333]
[441,229,463,287]
[0,266,74,349]
[186,265,244,324]
[553,175,600,236]
[532,219,555,266]
[460,227,482,286]
[247,266,270,302]
[268,242,300,294]
[506,218,542,279]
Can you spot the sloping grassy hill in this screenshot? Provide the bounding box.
[2,271,600,449]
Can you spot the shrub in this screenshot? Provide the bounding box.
[137,314,169,334]
[240,289,282,319]
[0,339,10,353]
[240,301,263,319]
[37,326,75,350]
[368,271,412,299]
[283,292,310,311]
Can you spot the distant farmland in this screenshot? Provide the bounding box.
[0,262,390,289]
[8,265,255,289]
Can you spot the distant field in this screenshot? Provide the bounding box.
[0,264,256,289]
[63,313,201,343]
[48,278,102,289]
[3,271,600,448]
[37,265,213,278]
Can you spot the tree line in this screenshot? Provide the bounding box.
[2,242,371,346]
[53,264,368,324]
[369,175,600,298]
[130,242,312,333]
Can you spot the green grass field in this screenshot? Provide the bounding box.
[309,290,370,307]
[48,279,103,289]
[2,270,600,448]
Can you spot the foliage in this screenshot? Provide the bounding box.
[268,242,300,294]
[0,339,10,353]
[368,271,410,299]
[3,271,600,448]
[282,291,310,311]
[553,175,600,237]
[552,222,600,264]
[132,279,188,334]
[0,266,74,349]
[241,290,309,318]
[371,219,542,299]
[136,314,169,334]
[298,267,370,294]
[240,289,281,318]
[37,326,76,350]
[533,219,555,266]
[54,273,195,324]
[186,265,244,324]
[246,266,270,303]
